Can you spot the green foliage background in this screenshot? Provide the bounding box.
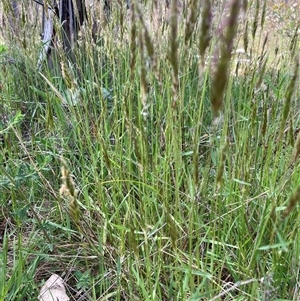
[1,1,300,300]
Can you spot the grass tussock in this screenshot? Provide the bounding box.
[1,0,300,300]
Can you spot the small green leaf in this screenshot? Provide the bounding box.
[0,44,7,54]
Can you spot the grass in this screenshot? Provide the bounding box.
[1,0,300,300]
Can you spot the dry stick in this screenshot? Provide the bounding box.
[209,278,257,301]
[37,0,55,70]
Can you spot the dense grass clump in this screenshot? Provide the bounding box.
[1,1,300,300]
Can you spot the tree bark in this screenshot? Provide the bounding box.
[38,0,86,70]
[8,0,20,33]
[38,1,55,70]
[1,0,20,38]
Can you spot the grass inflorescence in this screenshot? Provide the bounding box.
[1,0,300,300]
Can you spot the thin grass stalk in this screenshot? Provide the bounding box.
[289,22,300,59]
[135,16,150,179]
[169,1,185,227]
[130,2,137,80]
[169,0,179,108]
[261,101,267,139]
[216,140,228,188]
[255,53,268,90]
[138,25,148,121]
[192,73,209,188]
[278,58,299,142]
[0,230,8,297]
[0,139,68,273]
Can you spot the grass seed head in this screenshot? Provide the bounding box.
[223,0,241,53]
[135,5,154,62]
[280,58,299,134]
[184,0,198,46]
[211,0,241,116]
[59,158,79,223]
[130,2,137,79]
[243,20,249,52]
[136,4,157,75]
[211,59,228,116]
[128,226,139,258]
[61,61,76,89]
[260,0,267,29]
[255,54,268,90]
[168,0,179,106]
[252,1,260,40]
[261,104,267,138]
[166,213,177,248]
[283,186,300,219]
[289,23,300,59]
[199,0,212,61]
[294,131,300,162]
[168,0,179,78]
[289,118,294,147]
[139,27,148,116]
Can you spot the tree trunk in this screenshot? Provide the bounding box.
[8,0,19,34]
[1,0,20,39]
[38,0,86,70]
[38,1,55,70]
